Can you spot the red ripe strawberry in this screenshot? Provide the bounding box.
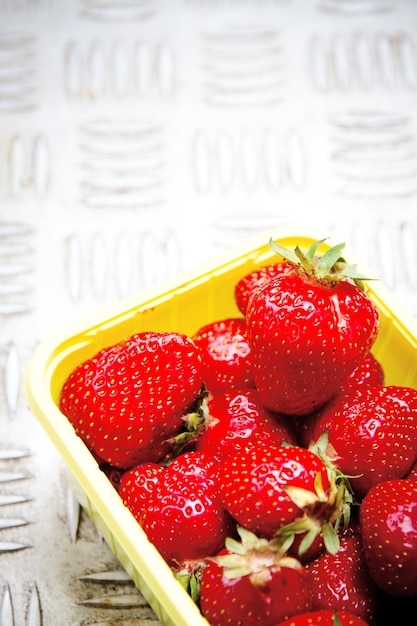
[235,260,294,315]
[139,451,235,566]
[192,318,254,394]
[166,449,220,487]
[295,353,385,449]
[340,352,384,392]
[305,531,378,623]
[218,443,351,558]
[275,609,372,626]
[199,526,313,626]
[59,331,204,469]
[246,239,379,416]
[359,478,417,597]
[311,385,417,500]
[119,462,163,518]
[195,388,297,464]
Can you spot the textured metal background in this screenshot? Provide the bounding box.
[1,0,417,623]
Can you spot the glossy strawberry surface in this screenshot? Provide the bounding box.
[246,273,379,416]
[294,353,385,449]
[218,444,331,540]
[139,451,235,566]
[195,387,297,464]
[193,317,254,394]
[59,331,204,469]
[340,352,384,391]
[311,385,417,499]
[306,531,378,623]
[359,478,417,598]
[119,462,163,518]
[234,260,294,315]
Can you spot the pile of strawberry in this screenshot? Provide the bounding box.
[59,238,417,626]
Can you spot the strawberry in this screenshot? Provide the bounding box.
[359,478,417,597]
[340,352,384,392]
[165,449,220,487]
[275,609,372,626]
[246,239,379,416]
[195,387,297,464]
[311,385,417,500]
[295,353,385,449]
[139,451,236,566]
[59,331,204,469]
[218,443,352,559]
[305,530,379,623]
[235,260,294,315]
[192,318,254,394]
[199,526,313,626]
[119,462,163,517]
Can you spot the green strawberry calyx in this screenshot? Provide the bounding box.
[275,433,355,556]
[211,526,304,587]
[174,559,206,602]
[269,237,374,289]
[167,384,211,455]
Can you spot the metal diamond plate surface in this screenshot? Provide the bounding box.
[1,0,417,623]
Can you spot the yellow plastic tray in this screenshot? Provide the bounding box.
[24,226,417,626]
